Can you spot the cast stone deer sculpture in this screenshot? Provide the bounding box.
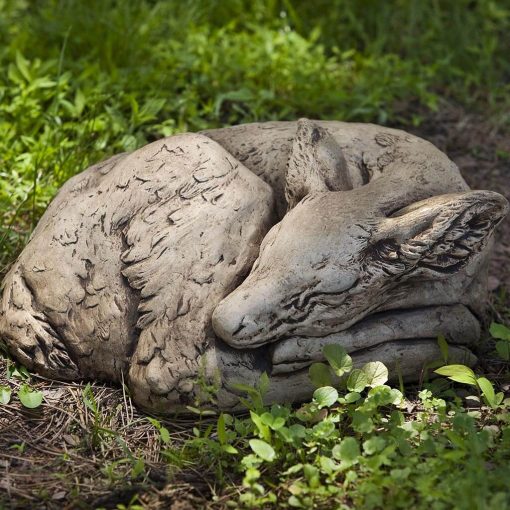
[0,119,507,412]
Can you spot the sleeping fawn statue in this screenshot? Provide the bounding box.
[1,119,507,412]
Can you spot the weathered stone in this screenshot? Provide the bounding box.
[0,119,507,413]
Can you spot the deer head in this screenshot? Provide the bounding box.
[212,121,508,349]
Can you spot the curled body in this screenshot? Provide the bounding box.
[0,120,507,412]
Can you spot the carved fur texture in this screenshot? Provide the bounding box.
[1,120,508,412]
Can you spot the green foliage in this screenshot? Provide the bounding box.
[435,364,505,409]
[490,321,510,360]
[142,344,510,509]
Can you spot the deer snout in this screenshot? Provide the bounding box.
[212,283,276,348]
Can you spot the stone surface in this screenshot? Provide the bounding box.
[0,119,508,413]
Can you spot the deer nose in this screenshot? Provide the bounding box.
[212,302,260,347]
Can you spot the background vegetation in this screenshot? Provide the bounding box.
[0,1,509,508]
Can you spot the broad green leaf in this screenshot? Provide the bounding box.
[337,437,360,462]
[319,455,340,474]
[249,439,275,462]
[308,362,332,388]
[434,364,477,386]
[437,334,449,362]
[344,391,361,403]
[313,386,338,408]
[347,369,369,392]
[363,436,386,455]
[496,341,510,361]
[288,424,306,439]
[476,377,496,408]
[270,417,286,430]
[0,385,11,405]
[361,361,388,387]
[323,344,353,376]
[288,495,302,508]
[489,322,510,341]
[18,384,43,409]
[260,412,274,427]
[352,410,374,433]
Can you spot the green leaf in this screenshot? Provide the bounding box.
[288,424,306,439]
[352,411,374,433]
[15,52,31,82]
[18,384,43,409]
[363,436,386,455]
[437,334,449,362]
[8,364,29,381]
[0,385,12,405]
[250,411,271,441]
[323,344,353,376]
[159,427,170,444]
[361,361,388,387]
[476,377,496,408]
[489,322,510,341]
[313,386,338,408]
[496,341,510,361]
[347,369,369,392]
[308,362,332,388]
[270,417,286,430]
[336,437,360,462]
[249,439,276,462]
[258,372,270,397]
[217,413,227,444]
[344,391,361,403]
[434,364,477,386]
[222,444,238,454]
[131,458,145,478]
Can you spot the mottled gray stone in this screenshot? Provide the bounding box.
[0,119,507,413]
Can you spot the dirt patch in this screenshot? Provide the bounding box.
[0,356,220,509]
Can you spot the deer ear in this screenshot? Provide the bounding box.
[285,118,351,209]
[372,191,508,274]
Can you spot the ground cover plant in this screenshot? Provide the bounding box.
[1,0,510,508]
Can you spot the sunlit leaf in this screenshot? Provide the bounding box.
[361,361,388,387]
[313,386,338,408]
[0,385,11,405]
[476,377,496,408]
[434,365,477,386]
[249,439,275,462]
[323,344,353,376]
[347,369,369,392]
[18,384,43,409]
